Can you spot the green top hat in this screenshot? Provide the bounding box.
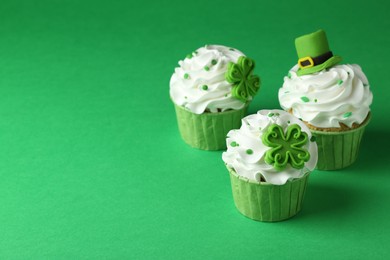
[295,29,342,76]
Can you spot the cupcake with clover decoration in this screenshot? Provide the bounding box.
[222,109,318,222]
[278,30,373,170]
[170,45,261,150]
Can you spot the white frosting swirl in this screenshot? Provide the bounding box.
[278,64,373,128]
[170,45,248,114]
[222,110,318,185]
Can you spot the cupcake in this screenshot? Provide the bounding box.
[170,45,261,150]
[278,30,373,170]
[222,109,318,222]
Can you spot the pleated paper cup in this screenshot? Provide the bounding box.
[311,115,371,170]
[173,103,248,150]
[227,167,310,222]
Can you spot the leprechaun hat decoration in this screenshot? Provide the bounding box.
[295,29,342,76]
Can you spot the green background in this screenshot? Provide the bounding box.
[0,0,389,258]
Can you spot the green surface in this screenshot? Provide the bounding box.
[0,0,389,258]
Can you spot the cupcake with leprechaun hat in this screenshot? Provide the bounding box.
[170,45,261,150]
[222,109,318,222]
[278,29,373,170]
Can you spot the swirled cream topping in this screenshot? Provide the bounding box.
[278,64,373,128]
[222,110,318,185]
[170,45,250,114]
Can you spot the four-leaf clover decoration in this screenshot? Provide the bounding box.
[262,124,310,171]
[225,56,260,103]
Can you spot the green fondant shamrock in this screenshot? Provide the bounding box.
[262,124,310,171]
[225,56,260,103]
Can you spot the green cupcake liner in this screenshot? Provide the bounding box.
[173,103,248,150]
[228,167,310,222]
[311,115,371,171]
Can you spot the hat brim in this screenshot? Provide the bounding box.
[297,55,342,76]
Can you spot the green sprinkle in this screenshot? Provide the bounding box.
[363,83,368,87]
[184,73,189,79]
[268,113,274,117]
[338,79,343,85]
[343,112,352,118]
[184,96,187,99]
[314,99,318,103]
[301,96,310,102]
[186,54,193,59]
[229,48,235,51]
[287,120,290,124]
[310,136,316,142]
[204,66,210,71]
[230,141,239,147]
[194,51,198,54]
[287,72,292,79]
[246,149,253,155]
[275,113,280,116]
[224,94,228,97]
[211,59,217,65]
[202,85,208,90]
[284,91,290,94]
